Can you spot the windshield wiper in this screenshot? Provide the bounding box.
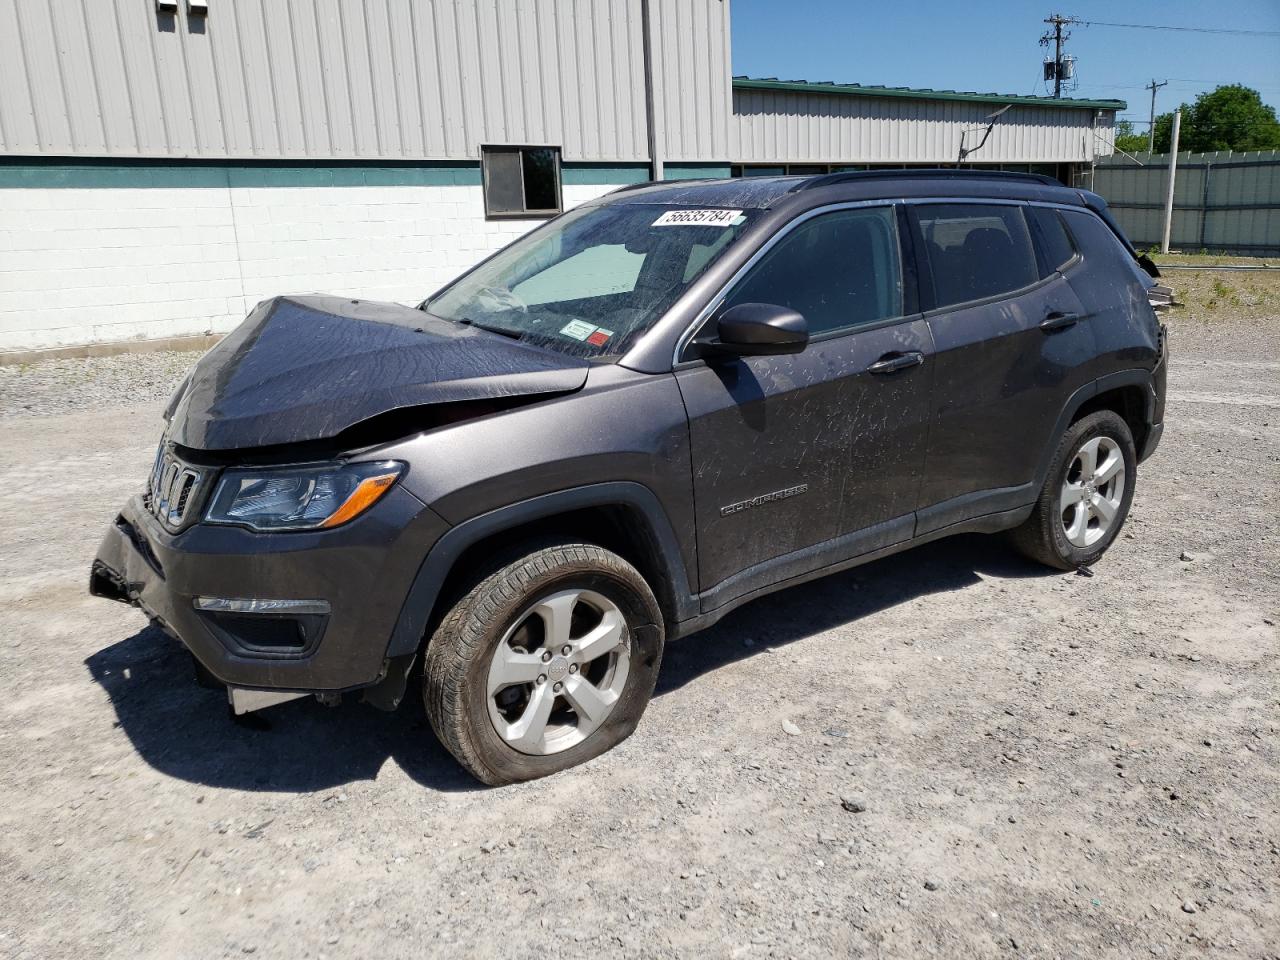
[455,317,524,341]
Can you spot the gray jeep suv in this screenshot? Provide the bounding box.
[92,170,1168,785]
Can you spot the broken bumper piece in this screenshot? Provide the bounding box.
[89,490,443,697]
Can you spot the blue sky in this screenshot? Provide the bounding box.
[730,1,1280,129]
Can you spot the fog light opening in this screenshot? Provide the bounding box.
[193,597,331,615]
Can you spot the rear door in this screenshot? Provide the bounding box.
[674,204,934,610]
[910,201,1095,533]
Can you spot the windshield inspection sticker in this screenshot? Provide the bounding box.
[586,328,614,347]
[560,319,598,341]
[652,208,743,227]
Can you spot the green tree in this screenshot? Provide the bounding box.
[1152,85,1280,153]
[1113,119,1148,154]
[1152,111,1176,153]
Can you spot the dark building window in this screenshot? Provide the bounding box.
[482,146,562,219]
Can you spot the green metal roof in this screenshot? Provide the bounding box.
[732,77,1126,112]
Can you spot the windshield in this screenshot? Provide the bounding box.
[425,203,756,358]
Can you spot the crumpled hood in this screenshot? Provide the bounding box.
[167,295,590,451]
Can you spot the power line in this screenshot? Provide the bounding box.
[1166,79,1280,91]
[1117,117,1278,132]
[1075,82,1280,95]
[1081,19,1280,38]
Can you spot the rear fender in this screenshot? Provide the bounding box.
[1034,369,1158,488]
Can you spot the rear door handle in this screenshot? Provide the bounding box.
[866,351,924,374]
[1040,311,1082,332]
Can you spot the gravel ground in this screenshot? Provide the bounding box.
[0,351,195,419]
[0,309,1277,959]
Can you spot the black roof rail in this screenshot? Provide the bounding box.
[606,177,739,195]
[606,180,660,195]
[791,168,1062,192]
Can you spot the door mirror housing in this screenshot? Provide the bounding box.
[697,302,809,359]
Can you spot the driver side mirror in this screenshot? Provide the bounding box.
[696,302,809,359]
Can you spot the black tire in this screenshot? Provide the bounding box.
[1010,410,1137,571]
[423,541,664,786]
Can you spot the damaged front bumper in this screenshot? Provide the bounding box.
[90,489,447,710]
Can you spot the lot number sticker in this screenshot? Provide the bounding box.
[652,209,743,227]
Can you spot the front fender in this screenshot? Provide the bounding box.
[383,481,697,658]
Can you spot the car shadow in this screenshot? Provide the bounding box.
[655,533,1054,695]
[85,533,1056,793]
[85,630,479,794]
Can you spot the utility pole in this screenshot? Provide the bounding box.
[1161,108,1182,254]
[1145,79,1167,153]
[1040,14,1082,98]
[1049,14,1066,98]
[640,0,663,180]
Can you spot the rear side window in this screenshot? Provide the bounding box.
[917,204,1038,308]
[1060,208,1132,262]
[719,206,903,337]
[1060,208,1154,288]
[1027,205,1078,275]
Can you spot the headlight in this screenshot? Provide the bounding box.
[205,461,404,532]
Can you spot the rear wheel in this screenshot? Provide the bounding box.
[423,542,664,785]
[1011,410,1137,570]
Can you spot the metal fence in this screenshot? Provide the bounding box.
[1078,150,1280,256]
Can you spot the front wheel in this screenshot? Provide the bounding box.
[1010,410,1137,570]
[423,542,664,785]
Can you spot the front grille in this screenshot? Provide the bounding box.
[146,444,207,530]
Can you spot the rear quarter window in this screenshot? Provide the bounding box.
[1027,205,1078,276]
[917,203,1039,309]
[1060,208,1156,290]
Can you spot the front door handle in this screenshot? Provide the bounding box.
[1040,311,1082,332]
[866,351,924,374]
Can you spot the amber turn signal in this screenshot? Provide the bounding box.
[319,471,401,528]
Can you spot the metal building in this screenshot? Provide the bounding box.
[730,79,1116,175]
[0,0,1124,356]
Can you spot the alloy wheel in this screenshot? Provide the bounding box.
[485,589,630,755]
[1060,435,1126,548]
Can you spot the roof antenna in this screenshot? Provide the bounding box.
[957,104,1013,163]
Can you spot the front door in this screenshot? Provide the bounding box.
[674,205,934,612]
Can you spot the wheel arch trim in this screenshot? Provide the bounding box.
[1035,369,1156,489]
[384,482,696,658]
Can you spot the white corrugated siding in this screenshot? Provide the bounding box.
[648,0,732,162]
[0,0,732,162]
[0,0,1117,166]
[730,88,1109,164]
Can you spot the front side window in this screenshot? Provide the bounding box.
[716,206,903,337]
[427,203,756,358]
[483,146,562,218]
[917,203,1038,308]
